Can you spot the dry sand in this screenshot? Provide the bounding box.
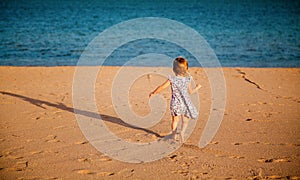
[0,66,299,179]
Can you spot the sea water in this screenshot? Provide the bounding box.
[0,0,299,67]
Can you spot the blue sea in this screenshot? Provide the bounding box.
[0,0,299,67]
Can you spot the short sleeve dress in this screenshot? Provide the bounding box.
[168,75,198,119]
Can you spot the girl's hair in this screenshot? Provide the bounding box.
[173,57,189,77]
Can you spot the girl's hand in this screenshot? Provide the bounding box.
[149,80,170,98]
[188,84,202,94]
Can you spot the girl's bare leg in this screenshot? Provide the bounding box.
[171,116,179,140]
[180,115,189,143]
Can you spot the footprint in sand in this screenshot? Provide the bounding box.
[182,143,199,150]
[232,142,243,145]
[265,175,295,179]
[5,167,24,172]
[273,158,290,163]
[215,154,245,160]
[98,157,112,162]
[30,150,44,155]
[44,135,60,143]
[77,169,96,175]
[32,116,42,120]
[258,158,290,163]
[74,141,89,145]
[229,155,245,159]
[258,158,274,163]
[16,161,28,169]
[168,154,178,161]
[265,175,300,180]
[7,155,24,160]
[46,139,60,143]
[232,141,260,146]
[6,161,28,172]
[177,169,189,176]
[118,168,134,178]
[249,141,260,144]
[97,172,115,176]
[92,154,112,162]
[77,158,89,162]
[209,141,219,145]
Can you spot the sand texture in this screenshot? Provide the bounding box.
[0,66,299,179]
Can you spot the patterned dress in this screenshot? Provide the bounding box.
[168,75,198,119]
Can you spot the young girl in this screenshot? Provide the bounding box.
[149,57,201,143]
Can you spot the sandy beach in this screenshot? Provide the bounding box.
[0,66,299,179]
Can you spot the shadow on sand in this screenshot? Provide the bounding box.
[0,91,162,138]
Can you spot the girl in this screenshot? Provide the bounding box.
[149,57,201,143]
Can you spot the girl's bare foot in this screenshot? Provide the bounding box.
[171,131,177,141]
[179,133,184,144]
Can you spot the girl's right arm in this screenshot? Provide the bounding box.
[149,80,170,98]
[188,83,202,94]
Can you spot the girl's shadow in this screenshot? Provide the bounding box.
[0,91,162,138]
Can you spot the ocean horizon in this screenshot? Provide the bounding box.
[0,0,299,67]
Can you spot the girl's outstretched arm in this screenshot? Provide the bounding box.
[149,79,170,98]
[188,83,202,94]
